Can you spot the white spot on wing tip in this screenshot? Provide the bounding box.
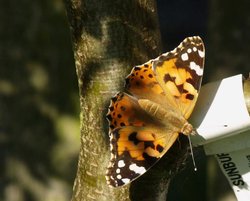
[121,178,130,184]
[129,164,146,174]
[118,160,125,168]
[198,50,205,58]
[181,53,189,61]
[190,62,203,76]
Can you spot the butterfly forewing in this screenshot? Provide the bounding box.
[153,36,205,118]
[125,60,168,108]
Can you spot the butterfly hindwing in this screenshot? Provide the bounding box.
[106,93,180,187]
[153,36,205,118]
[106,126,179,187]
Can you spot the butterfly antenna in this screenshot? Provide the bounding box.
[188,134,197,171]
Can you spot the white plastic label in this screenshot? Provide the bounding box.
[203,130,250,155]
[191,74,250,146]
[189,74,250,201]
[216,149,250,201]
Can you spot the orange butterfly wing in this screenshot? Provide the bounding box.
[106,36,205,187]
[153,36,205,118]
[125,60,167,107]
[106,93,179,187]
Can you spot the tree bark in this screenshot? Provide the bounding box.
[64,1,190,200]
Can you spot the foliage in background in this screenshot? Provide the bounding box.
[0,1,79,200]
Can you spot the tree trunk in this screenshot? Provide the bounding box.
[64,1,190,200]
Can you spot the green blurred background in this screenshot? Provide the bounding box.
[1,1,79,200]
[1,0,249,201]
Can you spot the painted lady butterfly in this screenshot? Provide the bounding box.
[106,36,205,187]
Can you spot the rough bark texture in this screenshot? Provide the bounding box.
[64,0,191,201]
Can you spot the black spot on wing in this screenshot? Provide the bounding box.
[134,66,141,71]
[111,96,117,103]
[186,93,194,100]
[186,76,201,91]
[120,122,125,127]
[186,78,195,86]
[144,141,155,149]
[106,114,112,121]
[163,74,172,83]
[120,106,126,111]
[156,144,164,153]
[128,132,140,145]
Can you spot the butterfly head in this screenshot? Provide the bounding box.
[181,122,194,136]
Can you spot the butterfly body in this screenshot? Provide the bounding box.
[106,36,205,187]
[138,99,191,134]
